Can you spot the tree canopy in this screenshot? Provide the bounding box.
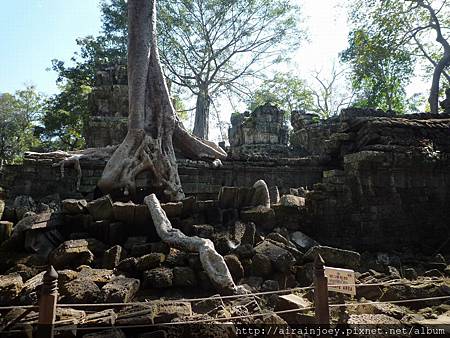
[248,73,315,115]
[342,0,450,113]
[0,86,43,165]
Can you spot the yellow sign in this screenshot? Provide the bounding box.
[324,266,356,296]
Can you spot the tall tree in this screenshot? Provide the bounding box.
[309,64,355,118]
[58,0,227,201]
[340,28,413,112]
[343,0,450,113]
[0,86,43,165]
[56,0,238,293]
[158,0,302,139]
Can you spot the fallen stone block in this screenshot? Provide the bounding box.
[116,257,138,275]
[239,276,264,290]
[352,301,408,320]
[190,224,215,239]
[13,195,36,220]
[232,221,255,246]
[224,255,244,281]
[295,263,314,286]
[348,313,401,325]
[19,271,45,304]
[103,245,123,269]
[86,238,108,257]
[290,231,319,252]
[49,239,94,269]
[153,301,192,323]
[303,245,361,270]
[254,240,295,272]
[234,244,255,259]
[261,280,279,291]
[274,293,312,323]
[61,199,87,215]
[0,274,23,305]
[6,264,39,282]
[56,307,86,325]
[250,253,273,277]
[143,268,173,288]
[101,276,140,303]
[61,278,101,304]
[24,228,63,258]
[279,194,305,208]
[255,313,288,325]
[86,195,114,221]
[240,206,276,230]
[77,267,114,284]
[84,309,117,326]
[136,253,165,271]
[192,297,222,314]
[57,269,78,285]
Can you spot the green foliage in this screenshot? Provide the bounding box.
[248,73,314,115]
[341,0,450,113]
[158,0,303,99]
[43,0,128,150]
[39,83,91,151]
[341,28,414,112]
[0,86,43,164]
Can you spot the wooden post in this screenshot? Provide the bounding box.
[314,254,330,325]
[37,265,58,338]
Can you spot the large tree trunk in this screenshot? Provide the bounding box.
[94,0,226,201]
[416,0,450,114]
[192,88,210,140]
[429,52,450,114]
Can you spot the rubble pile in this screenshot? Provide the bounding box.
[0,178,448,333]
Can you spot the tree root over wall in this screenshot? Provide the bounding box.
[145,193,243,294]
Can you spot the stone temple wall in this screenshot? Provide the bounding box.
[2,63,450,254]
[300,111,450,252]
[228,104,291,159]
[85,65,128,148]
[0,156,326,202]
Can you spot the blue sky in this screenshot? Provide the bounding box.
[1,0,353,97]
[0,0,102,95]
[0,0,427,119]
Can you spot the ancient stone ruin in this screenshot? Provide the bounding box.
[228,103,290,158]
[0,67,449,334]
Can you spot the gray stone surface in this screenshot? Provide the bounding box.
[49,239,94,269]
[0,274,23,305]
[87,195,114,221]
[101,276,140,303]
[143,267,173,289]
[304,246,361,270]
[254,240,295,273]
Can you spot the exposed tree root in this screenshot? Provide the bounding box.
[26,147,117,191]
[97,129,183,200]
[173,122,227,161]
[145,193,242,293]
[36,0,228,201]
